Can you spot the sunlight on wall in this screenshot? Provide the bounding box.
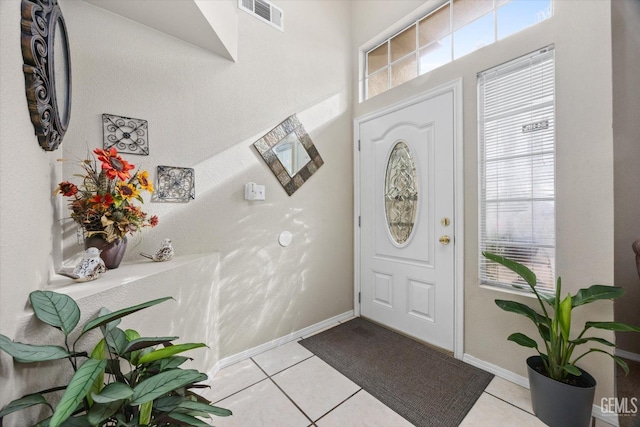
[196,91,348,197]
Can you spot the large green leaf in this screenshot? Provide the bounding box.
[586,321,640,332]
[0,393,49,418]
[36,415,88,427]
[91,383,133,403]
[97,307,120,333]
[174,400,232,417]
[483,252,537,288]
[495,300,547,327]
[104,327,128,355]
[574,348,631,375]
[156,396,232,421]
[570,336,615,347]
[152,356,191,373]
[123,329,142,365]
[88,338,107,405]
[0,334,71,363]
[50,358,107,427]
[138,343,207,365]
[87,400,122,425]
[558,294,572,342]
[507,333,539,349]
[154,395,184,412]
[123,336,179,354]
[130,369,207,405]
[572,285,625,307]
[139,400,153,425]
[81,297,173,336]
[167,412,211,427]
[561,364,582,376]
[29,291,80,336]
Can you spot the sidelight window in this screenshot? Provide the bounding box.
[478,45,556,292]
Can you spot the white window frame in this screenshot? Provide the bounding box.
[361,0,554,102]
[477,45,556,293]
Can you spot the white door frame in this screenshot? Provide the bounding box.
[353,79,464,359]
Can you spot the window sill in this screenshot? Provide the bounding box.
[479,283,541,300]
[48,253,218,301]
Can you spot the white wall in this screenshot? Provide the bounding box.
[0,0,353,423]
[351,0,616,402]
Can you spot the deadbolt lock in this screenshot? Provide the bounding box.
[441,217,451,227]
[439,235,451,245]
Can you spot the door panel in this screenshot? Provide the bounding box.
[359,91,454,350]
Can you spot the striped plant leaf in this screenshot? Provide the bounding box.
[138,343,206,365]
[91,382,133,403]
[130,369,206,405]
[0,393,49,418]
[0,334,71,363]
[167,412,211,427]
[87,399,123,425]
[50,359,107,427]
[123,336,179,354]
[29,291,80,336]
[81,297,172,336]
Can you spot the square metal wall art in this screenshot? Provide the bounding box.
[151,166,195,203]
[102,113,149,155]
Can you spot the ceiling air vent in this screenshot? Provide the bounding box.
[239,0,284,31]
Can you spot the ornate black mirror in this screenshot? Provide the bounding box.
[253,115,324,196]
[21,0,72,151]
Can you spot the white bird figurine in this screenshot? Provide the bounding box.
[140,238,174,262]
[72,247,107,282]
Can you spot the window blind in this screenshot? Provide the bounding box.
[478,45,556,292]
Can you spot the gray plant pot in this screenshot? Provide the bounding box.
[527,356,596,427]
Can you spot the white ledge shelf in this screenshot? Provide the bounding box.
[48,254,218,301]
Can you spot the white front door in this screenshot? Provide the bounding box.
[358,89,456,351]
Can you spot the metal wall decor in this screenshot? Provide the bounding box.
[253,115,324,196]
[151,166,195,203]
[384,141,419,245]
[102,113,149,155]
[21,0,72,151]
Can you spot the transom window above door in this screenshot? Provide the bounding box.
[362,0,553,101]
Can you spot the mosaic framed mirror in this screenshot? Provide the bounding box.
[253,115,323,196]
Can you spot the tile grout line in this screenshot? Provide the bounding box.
[253,353,365,426]
[483,390,537,417]
[211,375,270,406]
[312,388,364,425]
[251,356,316,425]
[211,353,317,405]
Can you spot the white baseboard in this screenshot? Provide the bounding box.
[463,353,529,388]
[616,349,640,363]
[205,310,354,379]
[462,353,620,427]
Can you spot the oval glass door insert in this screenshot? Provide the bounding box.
[384,141,419,245]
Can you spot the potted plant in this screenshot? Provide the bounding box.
[55,148,159,268]
[0,291,231,426]
[483,251,640,427]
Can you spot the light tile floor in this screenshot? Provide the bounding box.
[202,320,619,427]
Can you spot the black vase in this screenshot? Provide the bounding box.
[84,236,128,269]
[527,355,596,427]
